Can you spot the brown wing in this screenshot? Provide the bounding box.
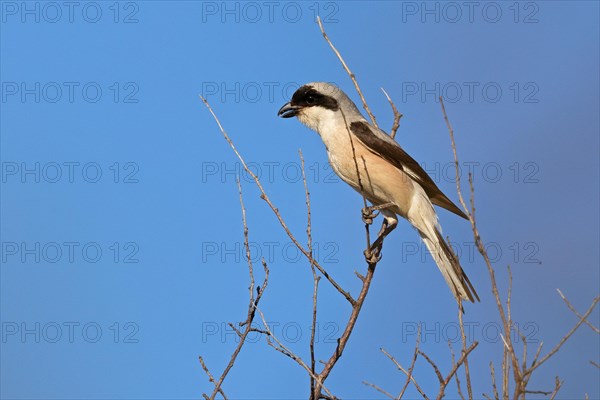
[350,121,468,219]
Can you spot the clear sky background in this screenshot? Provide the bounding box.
[1,1,599,399]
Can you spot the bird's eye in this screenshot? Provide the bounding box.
[306,95,315,104]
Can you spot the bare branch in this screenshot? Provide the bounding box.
[457,300,474,400]
[316,16,378,128]
[380,348,429,400]
[440,97,470,221]
[198,356,227,400]
[381,87,402,139]
[490,362,499,400]
[300,149,322,398]
[200,95,355,305]
[199,178,270,399]
[362,381,395,399]
[549,377,563,400]
[418,349,444,384]
[339,108,372,249]
[524,389,552,396]
[315,261,378,393]
[528,294,599,374]
[254,306,335,398]
[530,341,544,370]
[398,325,422,399]
[502,342,509,400]
[447,341,465,400]
[557,289,600,334]
[436,342,479,400]
[441,96,523,393]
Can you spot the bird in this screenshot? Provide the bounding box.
[277,82,479,304]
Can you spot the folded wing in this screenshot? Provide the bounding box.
[350,121,468,220]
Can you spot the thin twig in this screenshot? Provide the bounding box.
[418,349,444,384]
[315,261,377,393]
[316,16,378,128]
[198,356,227,399]
[398,325,422,399]
[457,300,474,399]
[441,96,523,394]
[436,342,479,400]
[448,341,465,400]
[530,341,544,370]
[339,108,372,250]
[524,389,552,395]
[381,348,429,400]
[527,295,599,374]
[381,88,402,139]
[520,331,529,395]
[490,362,499,400]
[254,306,335,398]
[362,381,395,399]
[200,178,269,399]
[549,377,562,400]
[557,289,599,334]
[300,149,322,399]
[502,339,509,400]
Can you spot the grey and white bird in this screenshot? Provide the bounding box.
[278,82,478,304]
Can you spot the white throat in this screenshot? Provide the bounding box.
[297,107,349,151]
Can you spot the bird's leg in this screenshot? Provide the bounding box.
[369,217,397,255]
[363,207,398,264]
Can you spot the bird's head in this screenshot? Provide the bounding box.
[277,82,361,131]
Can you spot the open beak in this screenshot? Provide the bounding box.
[277,102,300,118]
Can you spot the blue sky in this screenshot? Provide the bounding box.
[1,1,599,399]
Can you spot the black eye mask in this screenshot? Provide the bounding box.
[291,86,339,111]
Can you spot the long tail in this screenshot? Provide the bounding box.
[408,191,479,304]
[419,228,479,303]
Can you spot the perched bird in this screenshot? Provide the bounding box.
[278,82,478,304]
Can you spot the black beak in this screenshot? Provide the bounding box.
[278,102,300,118]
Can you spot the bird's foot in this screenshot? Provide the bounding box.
[361,207,380,225]
[364,245,382,264]
[362,202,395,225]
